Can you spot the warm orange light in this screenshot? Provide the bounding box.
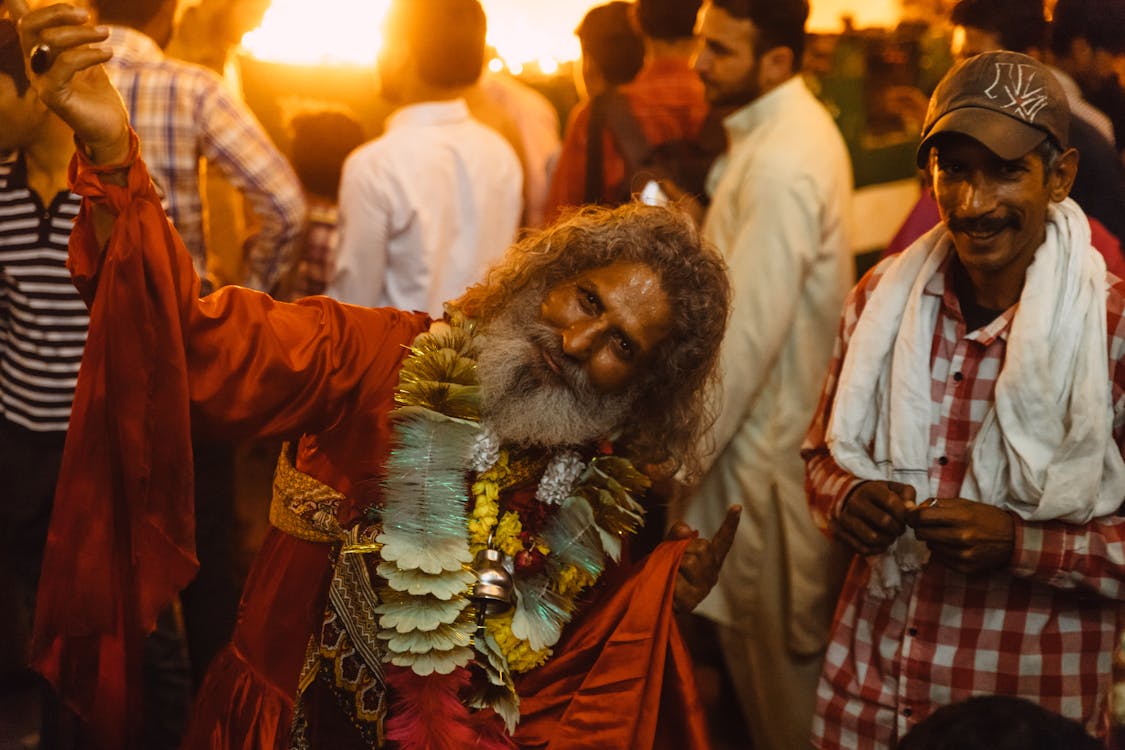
[242,0,584,71]
[242,1,906,70]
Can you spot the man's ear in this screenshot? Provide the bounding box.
[758,46,795,90]
[1048,147,1079,202]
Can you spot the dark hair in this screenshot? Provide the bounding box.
[577,2,646,86]
[1051,0,1125,56]
[635,0,704,41]
[895,696,1101,750]
[92,0,170,29]
[0,20,30,97]
[384,0,487,89]
[288,110,367,198]
[458,203,732,479]
[950,0,1048,54]
[710,0,809,68]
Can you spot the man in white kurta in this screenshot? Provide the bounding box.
[324,0,522,317]
[328,99,522,316]
[678,1,855,748]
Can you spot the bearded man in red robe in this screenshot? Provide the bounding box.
[8,2,740,748]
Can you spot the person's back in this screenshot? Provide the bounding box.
[332,104,521,315]
[94,0,306,293]
[546,0,707,214]
[324,0,522,316]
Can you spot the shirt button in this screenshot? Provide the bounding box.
[903,708,913,718]
[908,627,918,637]
[938,456,948,466]
[953,371,964,382]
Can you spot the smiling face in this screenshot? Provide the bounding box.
[930,133,1076,289]
[475,260,672,448]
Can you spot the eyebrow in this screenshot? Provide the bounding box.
[583,277,654,358]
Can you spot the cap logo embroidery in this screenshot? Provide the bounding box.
[983,62,1049,122]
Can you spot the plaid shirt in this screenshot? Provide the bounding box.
[282,199,337,300]
[104,26,305,292]
[802,253,1125,748]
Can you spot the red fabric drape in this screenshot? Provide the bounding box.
[32,136,200,749]
[514,539,710,750]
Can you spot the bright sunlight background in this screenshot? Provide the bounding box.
[242,0,904,69]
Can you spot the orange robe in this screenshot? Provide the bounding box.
[35,140,710,749]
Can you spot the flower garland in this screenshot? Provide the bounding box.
[372,309,650,737]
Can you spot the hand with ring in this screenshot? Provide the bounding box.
[7,0,131,165]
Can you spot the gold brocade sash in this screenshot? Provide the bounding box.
[269,442,389,744]
[268,442,345,543]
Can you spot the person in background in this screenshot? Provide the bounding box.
[546,2,646,213]
[804,50,1125,749]
[324,0,522,317]
[1051,0,1125,163]
[281,109,367,301]
[476,57,562,229]
[0,18,88,749]
[676,1,854,748]
[91,0,305,295]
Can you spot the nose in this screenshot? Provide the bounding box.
[692,48,710,76]
[958,172,998,217]
[561,317,605,361]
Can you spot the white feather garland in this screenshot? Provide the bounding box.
[388,646,474,676]
[375,592,467,632]
[377,562,475,600]
[510,574,570,652]
[543,496,606,579]
[378,619,475,654]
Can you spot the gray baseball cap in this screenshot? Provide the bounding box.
[916,50,1070,167]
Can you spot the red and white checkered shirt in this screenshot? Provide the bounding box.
[104,26,305,292]
[802,252,1125,748]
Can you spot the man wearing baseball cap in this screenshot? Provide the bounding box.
[802,49,1125,748]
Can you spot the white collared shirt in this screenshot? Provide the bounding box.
[327,99,523,316]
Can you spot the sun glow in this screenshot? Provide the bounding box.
[243,0,582,70]
[241,0,905,69]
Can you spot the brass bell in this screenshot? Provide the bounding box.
[470,548,514,617]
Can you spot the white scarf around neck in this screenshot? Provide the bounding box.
[826,198,1125,597]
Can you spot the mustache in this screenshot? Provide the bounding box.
[947,214,1019,235]
[524,324,590,395]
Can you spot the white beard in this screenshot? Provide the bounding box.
[474,292,636,449]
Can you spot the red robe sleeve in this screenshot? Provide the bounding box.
[514,539,711,750]
[31,136,423,749]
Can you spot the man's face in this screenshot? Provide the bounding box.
[930,133,1057,279]
[692,3,760,107]
[475,260,672,447]
[0,73,44,153]
[950,25,1002,64]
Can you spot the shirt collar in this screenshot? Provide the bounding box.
[105,26,164,64]
[927,252,1016,344]
[385,99,472,132]
[722,74,805,140]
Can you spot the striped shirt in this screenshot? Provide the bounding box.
[104,26,306,293]
[0,155,86,433]
[802,253,1125,748]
